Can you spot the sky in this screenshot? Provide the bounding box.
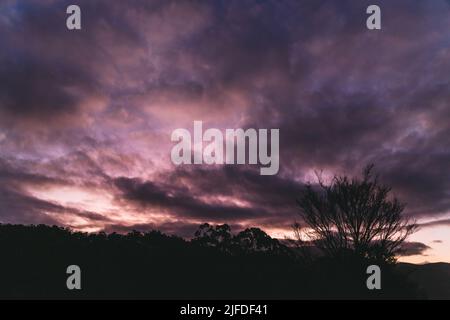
[0,0,450,264]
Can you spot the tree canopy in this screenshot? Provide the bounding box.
[296,165,417,262]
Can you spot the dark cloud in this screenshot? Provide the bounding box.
[113,166,305,227]
[0,55,99,123]
[114,173,269,223]
[0,182,111,226]
[0,158,111,225]
[398,242,431,257]
[0,0,449,262]
[419,219,450,228]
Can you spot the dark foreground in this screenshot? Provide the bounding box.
[0,224,447,299]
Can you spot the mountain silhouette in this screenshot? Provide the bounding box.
[397,262,450,299]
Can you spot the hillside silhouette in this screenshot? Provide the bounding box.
[0,223,424,299]
[397,262,450,299]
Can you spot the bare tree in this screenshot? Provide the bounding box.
[296,165,417,262]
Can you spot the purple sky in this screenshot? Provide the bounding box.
[1,0,450,263]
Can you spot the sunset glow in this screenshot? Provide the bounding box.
[1,0,450,265]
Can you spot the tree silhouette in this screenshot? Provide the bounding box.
[0,220,424,299]
[192,223,233,250]
[192,224,289,255]
[296,165,417,262]
[233,227,288,255]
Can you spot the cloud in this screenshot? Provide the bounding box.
[112,166,305,230]
[0,157,111,226]
[419,219,450,228]
[398,242,431,256]
[0,0,450,249]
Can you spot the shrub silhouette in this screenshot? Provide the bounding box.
[296,165,417,263]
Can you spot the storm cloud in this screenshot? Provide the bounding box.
[0,0,450,260]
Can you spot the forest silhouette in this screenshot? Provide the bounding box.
[0,166,423,299]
